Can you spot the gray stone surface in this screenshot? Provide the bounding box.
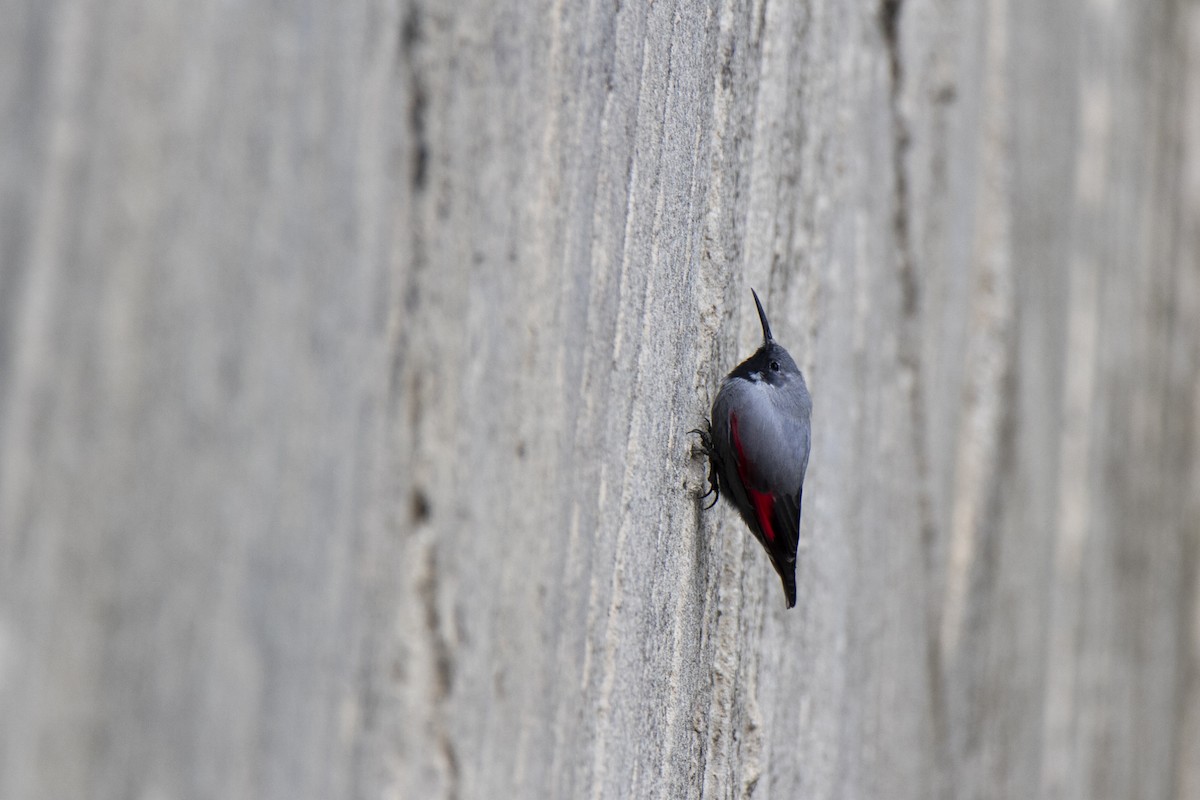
[1,0,1198,798]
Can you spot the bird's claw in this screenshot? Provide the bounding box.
[689,424,721,508]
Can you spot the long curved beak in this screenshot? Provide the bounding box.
[751,288,774,343]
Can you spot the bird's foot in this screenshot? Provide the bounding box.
[688,424,721,509]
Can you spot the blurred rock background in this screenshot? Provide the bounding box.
[1,0,1198,798]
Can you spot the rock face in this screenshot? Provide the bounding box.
[1,1,1198,798]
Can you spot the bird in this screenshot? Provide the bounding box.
[693,288,812,608]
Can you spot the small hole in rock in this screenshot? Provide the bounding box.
[411,489,431,521]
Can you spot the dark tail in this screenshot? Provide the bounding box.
[780,567,797,609]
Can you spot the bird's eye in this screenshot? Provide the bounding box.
[770,360,780,372]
